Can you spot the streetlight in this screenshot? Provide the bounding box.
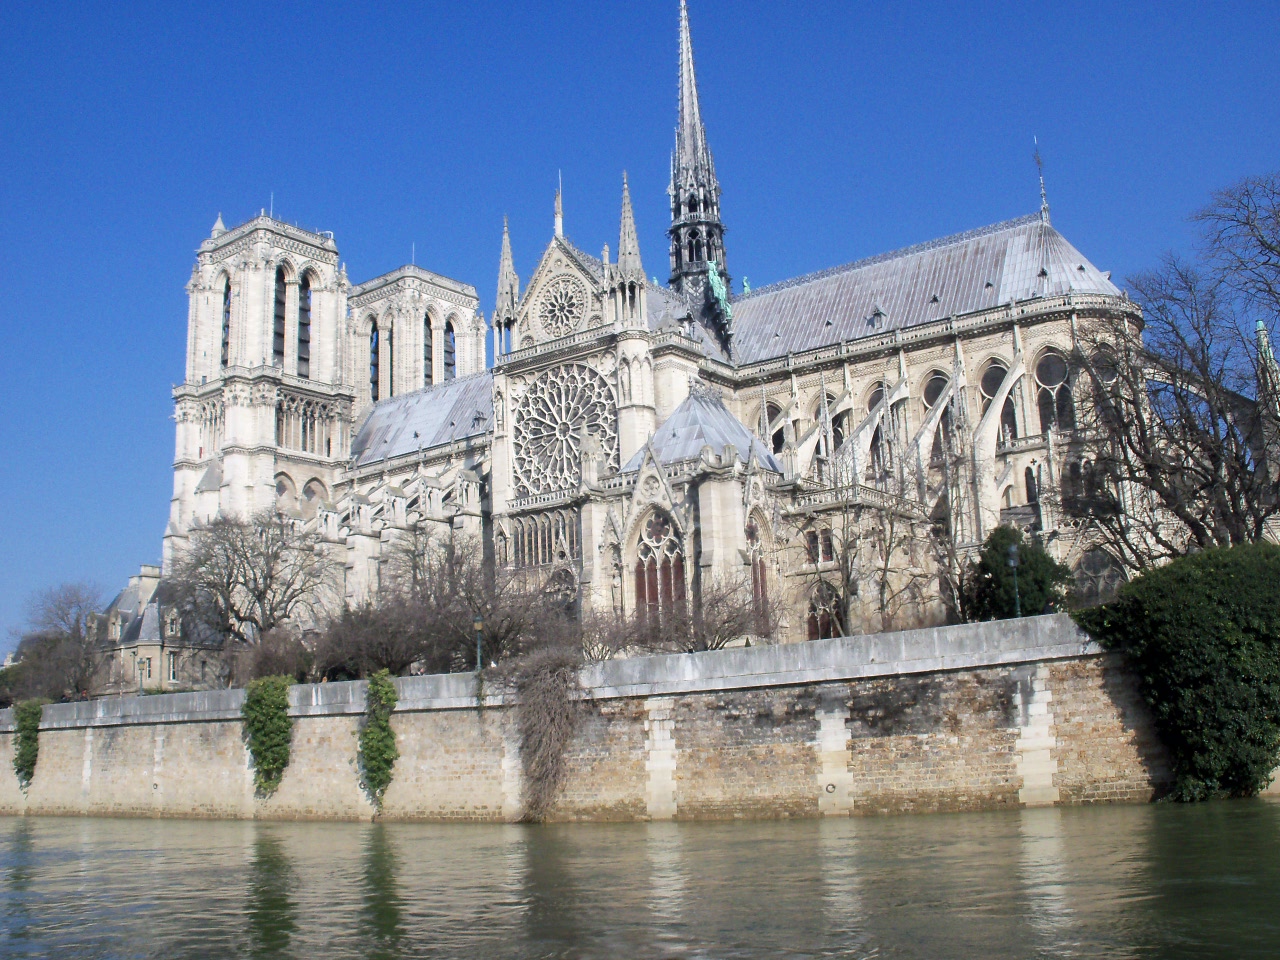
[1007,542,1021,618]
[473,613,484,673]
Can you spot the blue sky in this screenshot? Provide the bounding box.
[1,0,1277,646]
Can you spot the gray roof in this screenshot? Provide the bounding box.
[622,389,782,473]
[729,215,1119,364]
[351,373,493,467]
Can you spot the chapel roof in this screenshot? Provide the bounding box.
[728,214,1120,364]
[621,388,782,474]
[350,372,493,467]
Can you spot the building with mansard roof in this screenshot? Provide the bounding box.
[157,0,1148,661]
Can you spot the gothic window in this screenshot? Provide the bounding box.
[537,276,587,338]
[512,364,618,497]
[687,196,699,215]
[369,321,379,402]
[806,582,844,641]
[746,520,771,633]
[805,527,834,564]
[272,268,287,366]
[444,322,456,380]
[220,278,232,368]
[1035,351,1075,432]
[297,273,311,379]
[544,568,579,617]
[510,509,581,568]
[815,395,849,454]
[634,511,685,628]
[423,315,433,386]
[386,327,395,398]
[1025,466,1038,504]
[980,360,1018,441]
[301,479,326,519]
[766,402,785,454]
[923,371,953,462]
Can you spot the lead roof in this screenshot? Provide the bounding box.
[350,372,494,467]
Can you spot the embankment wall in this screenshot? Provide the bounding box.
[0,615,1173,821]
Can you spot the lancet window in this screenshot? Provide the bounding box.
[510,508,581,569]
[386,328,395,398]
[272,268,287,366]
[923,371,953,463]
[197,401,223,459]
[444,321,456,380]
[1035,351,1075,432]
[423,315,433,387]
[219,278,232,368]
[980,361,1019,442]
[634,511,685,628]
[368,321,380,402]
[746,520,770,633]
[275,395,334,457]
[297,274,311,379]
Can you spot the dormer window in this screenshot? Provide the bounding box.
[166,611,181,639]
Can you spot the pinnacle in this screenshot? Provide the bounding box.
[618,172,643,275]
[496,216,519,317]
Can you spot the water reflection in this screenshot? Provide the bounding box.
[246,831,296,958]
[0,803,1277,958]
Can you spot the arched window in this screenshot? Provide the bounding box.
[1025,466,1038,504]
[806,582,844,641]
[423,315,433,387]
[369,321,380,402]
[386,327,394,398]
[687,230,700,264]
[444,322,456,380]
[923,372,953,462]
[272,268,287,366]
[746,520,769,633]
[634,511,685,628]
[220,278,232,368]
[297,273,311,379]
[765,402,785,454]
[1035,351,1075,432]
[980,360,1018,441]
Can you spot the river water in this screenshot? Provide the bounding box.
[0,802,1277,959]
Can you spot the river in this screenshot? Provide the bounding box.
[0,802,1277,959]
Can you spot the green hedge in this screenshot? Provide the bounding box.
[12,699,47,789]
[1075,542,1280,800]
[242,676,294,797]
[358,670,399,809]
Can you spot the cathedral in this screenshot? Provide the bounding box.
[146,0,1138,671]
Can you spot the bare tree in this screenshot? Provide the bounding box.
[169,511,341,646]
[4,582,105,701]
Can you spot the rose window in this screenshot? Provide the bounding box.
[537,275,587,338]
[513,364,617,497]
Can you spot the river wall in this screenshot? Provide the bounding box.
[0,615,1173,822]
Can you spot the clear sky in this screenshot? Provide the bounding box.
[1,0,1277,647]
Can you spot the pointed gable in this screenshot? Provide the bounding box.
[622,389,782,473]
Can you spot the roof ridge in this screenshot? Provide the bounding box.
[367,369,493,409]
[737,213,1044,301]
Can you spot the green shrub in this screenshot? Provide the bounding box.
[242,676,294,797]
[1074,542,1280,800]
[358,670,399,809]
[965,525,1071,620]
[12,699,47,789]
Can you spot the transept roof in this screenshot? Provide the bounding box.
[351,372,493,467]
[622,388,782,473]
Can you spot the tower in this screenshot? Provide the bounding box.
[611,173,655,464]
[667,0,727,298]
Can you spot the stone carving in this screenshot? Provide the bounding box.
[512,363,617,497]
[537,275,587,338]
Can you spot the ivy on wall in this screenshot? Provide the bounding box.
[358,670,399,809]
[242,676,294,797]
[12,699,47,790]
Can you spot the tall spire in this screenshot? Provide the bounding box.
[1034,137,1050,224]
[554,174,563,238]
[618,172,643,275]
[668,0,727,296]
[496,216,519,322]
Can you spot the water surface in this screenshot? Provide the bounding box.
[1,802,1277,959]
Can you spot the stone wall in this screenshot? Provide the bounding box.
[0,615,1172,822]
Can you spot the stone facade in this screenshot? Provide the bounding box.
[0,616,1174,822]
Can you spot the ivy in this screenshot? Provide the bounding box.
[1075,543,1280,800]
[242,676,294,797]
[12,699,47,790]
[358,670,399,809]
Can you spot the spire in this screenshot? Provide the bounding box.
[211,213,226,238]
[554,175,563,238]
[496,216,519,321]
[618,172,643,275]
[668,0,728,298]
[1259,321,1280,412]
[1034,137,1050,224]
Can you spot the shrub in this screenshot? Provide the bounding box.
[242,676,294,797]
[1074,542,1280,800]
[12,699,47,789]
[964,525,1071,620]
[512,647,581,822]
[358,670,399,809]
